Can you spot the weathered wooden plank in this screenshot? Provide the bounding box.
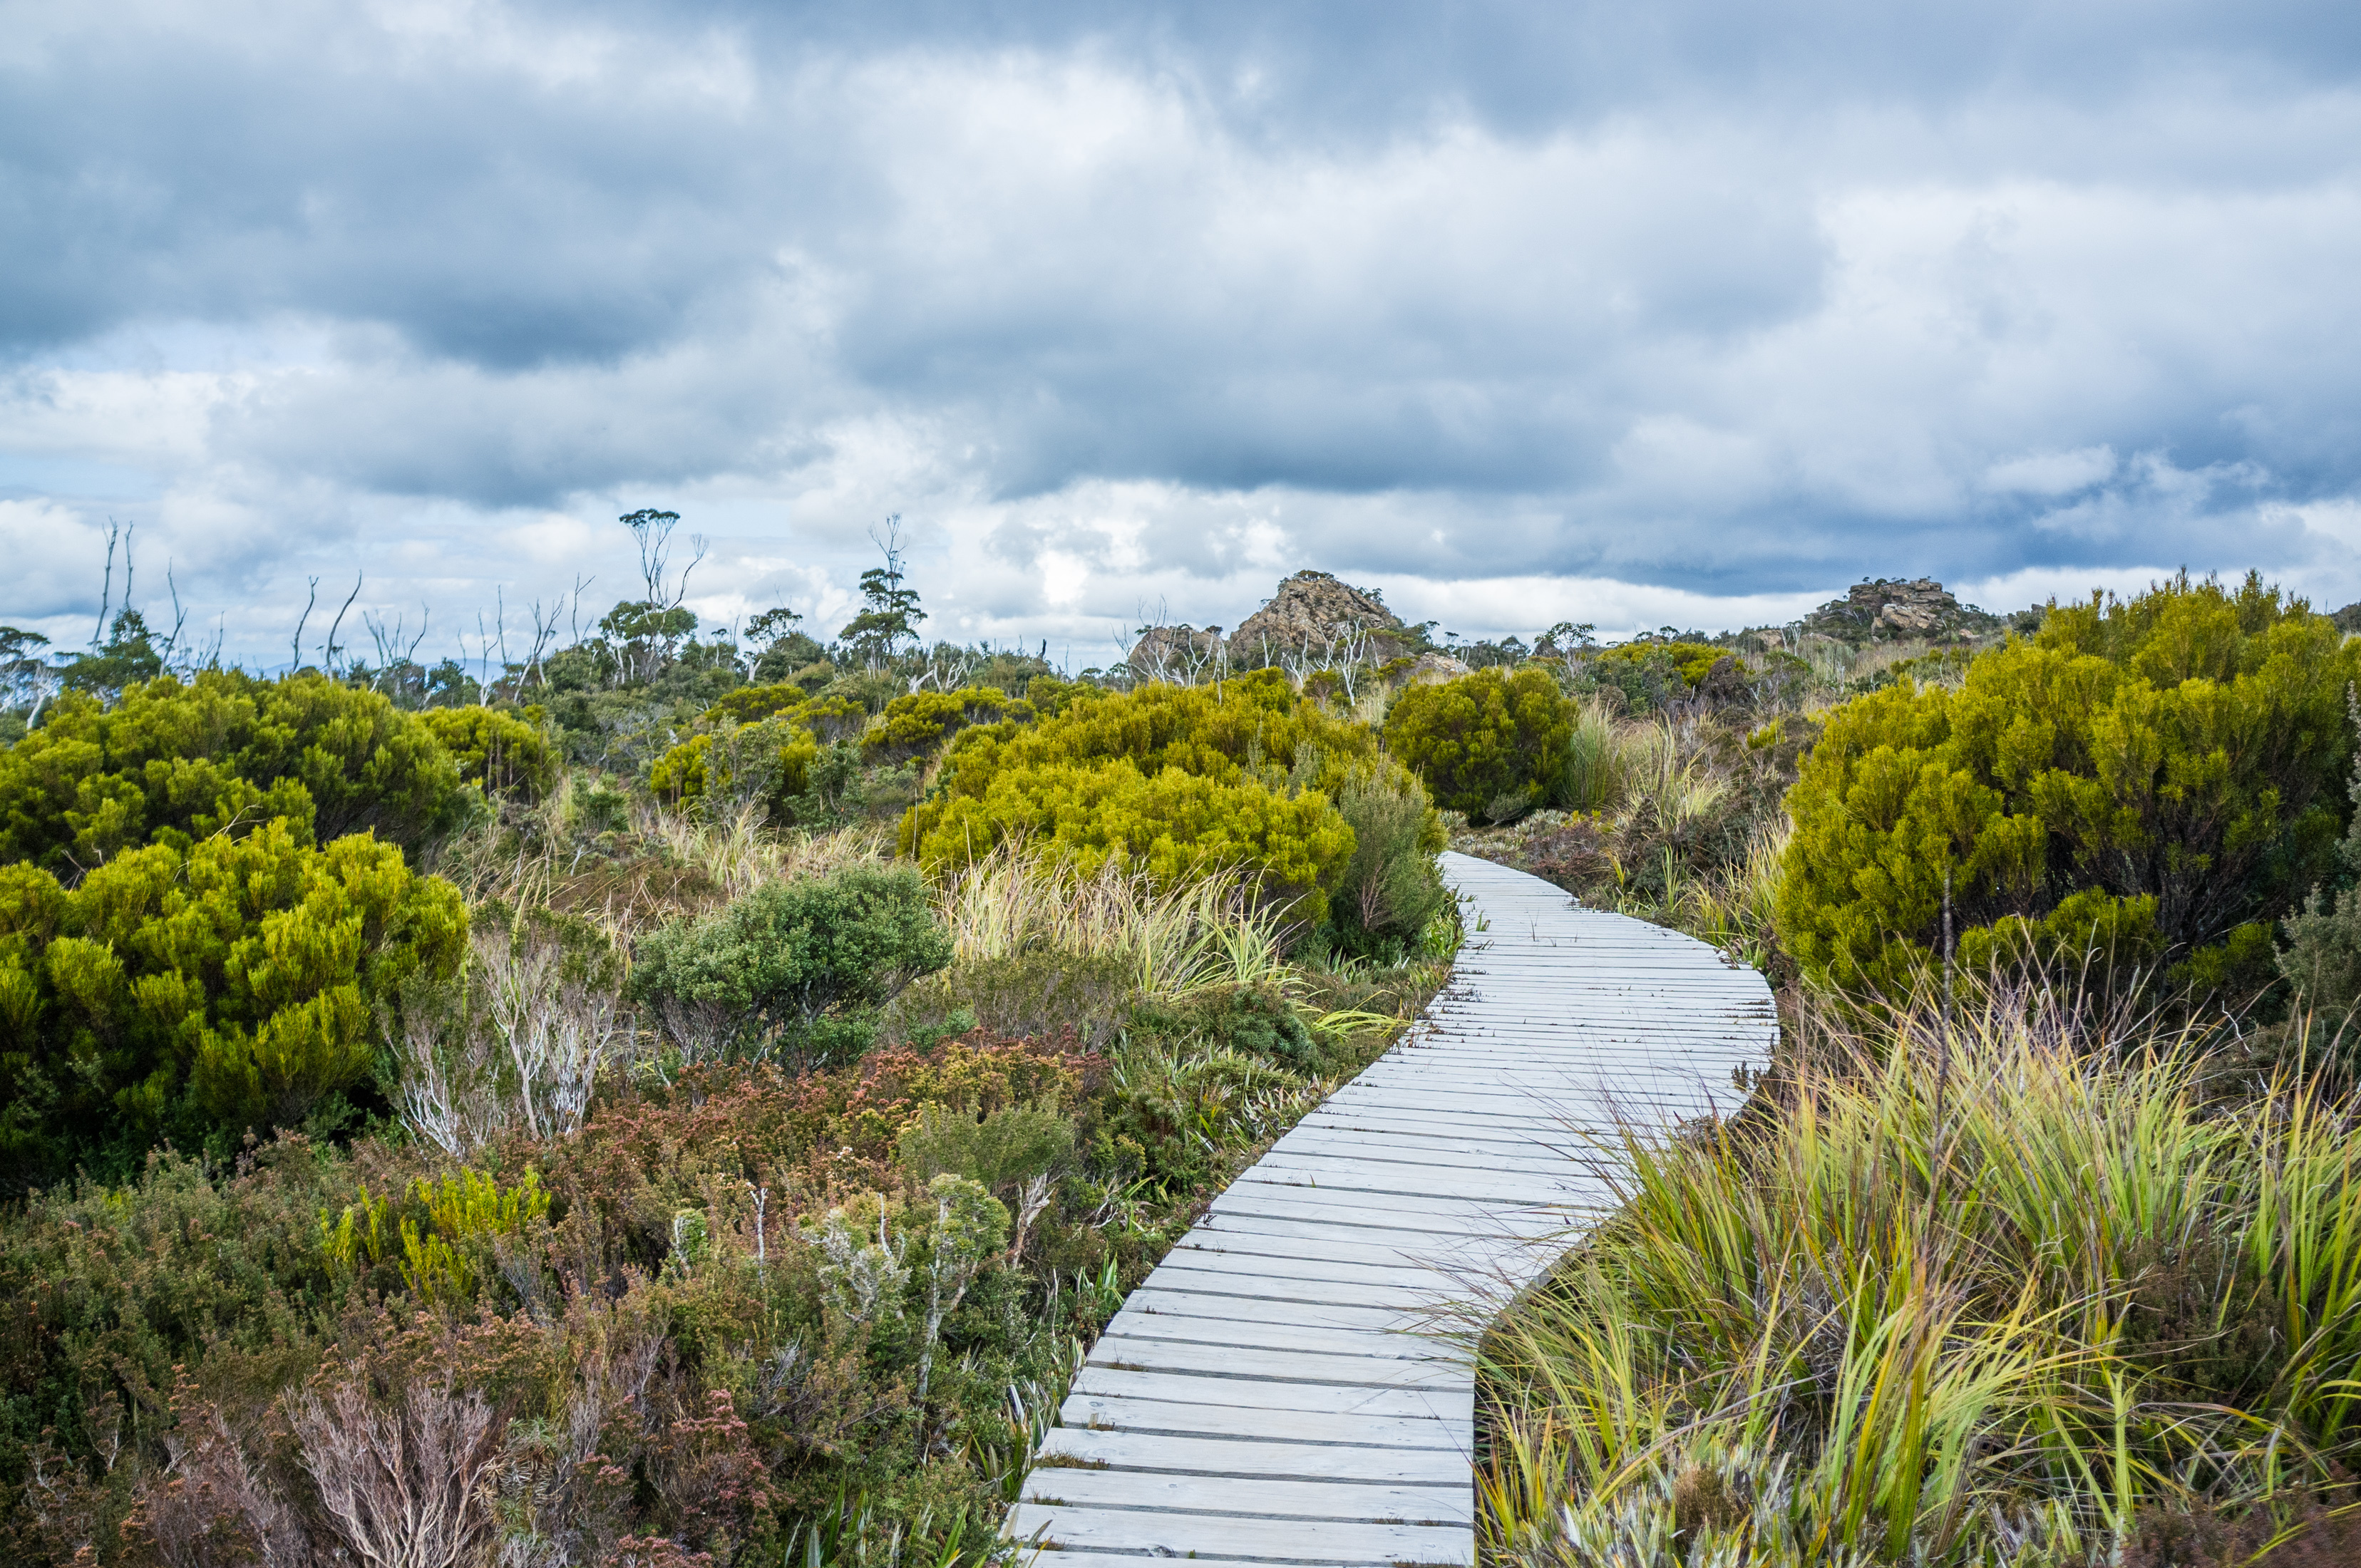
[1205,1187,1570,1236]
[1145,1257,1509,1316]
[1056,1392,1466,1449]
[1238,1160,1589,1206]
[1292,1108,1592,1146]
[1305,1096,1575,1130]
[1020,1468,1473,1525]
[1035,1428,1468,1483]
[1211,1175,1568,1220]
[1105,1314,1455,1362]
[1320,1084,1593,1115]
[1171,1219,1522,1269]
[1085,1333,1466,1388]
[1153,1243,1473,1288]
[1123,1287,1423,1331]
[1140,1264,1459,1310]
[1240,1160,1586,1202]
[1003,1504,1473,1566]
[1012,1554,1290,1568]
[1268,1128,1600,1176]
[1066,1366,1474,1420]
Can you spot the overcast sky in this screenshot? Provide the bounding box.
[5,0,2360,666]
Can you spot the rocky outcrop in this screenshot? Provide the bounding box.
[1124,569,1449,684]
[1801,578,2002,645]
[1230,570,1416,666]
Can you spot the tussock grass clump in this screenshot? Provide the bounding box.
[1481,985,2361,1567]
[935,844,1292,1001]
[433,782,885,942]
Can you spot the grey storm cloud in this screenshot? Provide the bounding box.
[4,0,2361,655]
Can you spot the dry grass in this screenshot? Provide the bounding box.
[432,775,884,944]
[633,798,885,899]
[936,843,1293,999]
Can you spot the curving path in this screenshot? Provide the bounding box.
[1008,851,1778,1568]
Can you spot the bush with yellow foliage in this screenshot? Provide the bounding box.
[901,671,1379,925]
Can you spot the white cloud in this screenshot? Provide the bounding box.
[5,4,2361,651]
[1982,446,2116,496]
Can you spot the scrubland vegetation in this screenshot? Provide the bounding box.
[0,527,1456,1567]
[1444,572,2361,1564]
[5,527,2361,1567]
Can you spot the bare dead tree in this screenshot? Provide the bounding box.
[322,572,363,674]
[493,587,510,694]
[389,927,634,1155]
[1123,599,1171,685]
[291,576,319,673]
[910,639,978,693]
[91,518,120,645]
[523,594,563,688]
[159,564,192,670]
[391,1012,477,1158]
[293,1378,502,1568]
[133,1397,308,1568]
[362,606,433,696]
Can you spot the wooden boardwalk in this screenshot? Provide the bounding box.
[1007,852,1777,1567]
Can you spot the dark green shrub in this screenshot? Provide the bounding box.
[0,669,468,871]
[1133,984,1315,1069]
[1573,639,1740,716]
[2278,703,2361,1033]
[628,866,952,1063]
[895,1103,1074,1200]
[53,611,165,701]
[890,949,1136,1051]
[1382,666,1574,820]
[1324,760,1449,959]
[1779,573,2358,1002]
[0,817,466,1185]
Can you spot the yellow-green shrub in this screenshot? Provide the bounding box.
[1382,666,1574,820]
[0,669,468,871]
[1592,639,1727,687]
[651,718,821,810]
[915,758,1354,921]
[1778,572,2358,1001]
[706,681,806,723]
[902,671,1374,922]
[863,686,1008,763]
[324,1167,550,1306]
[416,704,557,798]
[0,817,465,1184]
[793,692,870,744]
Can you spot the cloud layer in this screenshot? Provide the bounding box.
[5,0,2361,659]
